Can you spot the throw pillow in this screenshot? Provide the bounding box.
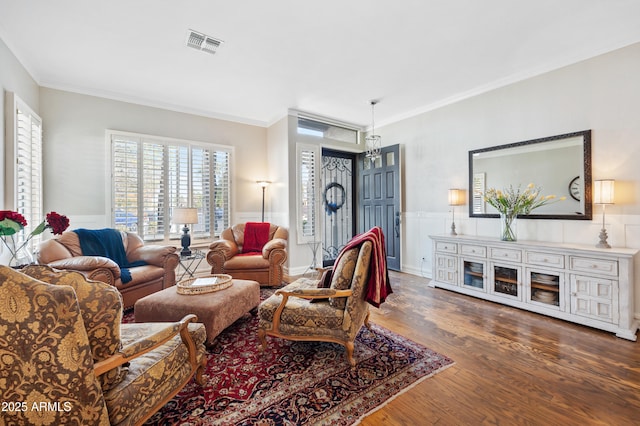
[242,222,271,253]
[310,267,333,304]
[21,265,126,391]
[317,268,333,288]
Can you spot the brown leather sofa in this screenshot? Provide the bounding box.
[207,223,288,286]
[38,229,179,309]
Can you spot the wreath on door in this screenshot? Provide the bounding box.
[324,182,345,215]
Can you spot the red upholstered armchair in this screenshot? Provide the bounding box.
[207,223,288,286]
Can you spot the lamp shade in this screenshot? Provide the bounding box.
[448,189,464,206]
[256,180,271,188]
[172,207,198,224]
[594,179,615,205]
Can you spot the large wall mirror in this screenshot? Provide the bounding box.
[469,130,592,220]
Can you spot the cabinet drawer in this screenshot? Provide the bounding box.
[460,244,486,257]
[436,241,457,254]
[526,251,564,269]
[490,247,522,262]
[570,256,618,277]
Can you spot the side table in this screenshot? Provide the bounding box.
[303,241,321,278]
[178,249,205,280]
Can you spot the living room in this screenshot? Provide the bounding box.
[2,1,640,425]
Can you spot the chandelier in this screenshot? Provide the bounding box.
[365,100,382,163]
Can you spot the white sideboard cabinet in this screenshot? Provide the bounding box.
[430,234,639,341]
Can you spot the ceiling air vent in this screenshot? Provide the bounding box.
[186,29,224,55]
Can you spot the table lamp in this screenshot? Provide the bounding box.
[448,189,464,235]
[593,179,614,249]
[173,207,198,256]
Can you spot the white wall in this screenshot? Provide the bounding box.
[3,34,640,316]
[38,88,268,238]
[266,116,290,227]
[0,37,39,209]
[377,42,640,314]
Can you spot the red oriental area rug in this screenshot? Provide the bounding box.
[125,294,454,425]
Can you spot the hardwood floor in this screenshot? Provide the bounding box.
[360,271,640,426]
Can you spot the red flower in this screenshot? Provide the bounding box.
[46,211,70,235]
[0,210,28,227]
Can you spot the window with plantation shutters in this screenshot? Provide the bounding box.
[297,143,318,243]
[5,93,43,249]
[110,131,231,242]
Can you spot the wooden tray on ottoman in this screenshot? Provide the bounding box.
[177,274,232,295]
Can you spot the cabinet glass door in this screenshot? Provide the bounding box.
[528,270,562,308]
[462,260,485,291]
[493,264,520,300]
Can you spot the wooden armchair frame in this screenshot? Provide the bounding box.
[258,287,371,367]
[94,314,206,426]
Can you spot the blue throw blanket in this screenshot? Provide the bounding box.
[74,228,146,284]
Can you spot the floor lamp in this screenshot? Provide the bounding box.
[594,179,614,249]
[257,180,271,222]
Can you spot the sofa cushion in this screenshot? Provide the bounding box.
[259,279,344,330]
[104,322,206,425]
[224,253,270,270]
[126,264,165,286]
[21,265,126,392]
[328,246,359,309]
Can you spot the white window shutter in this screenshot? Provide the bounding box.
[110,131,231,241]
[5,92,43,248]
[297,143,319,243]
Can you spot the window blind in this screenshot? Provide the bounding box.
[7,93,43,249]
[111,132,231,241]
[297,144,318,242]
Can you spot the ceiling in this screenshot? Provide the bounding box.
[2,0,640,129]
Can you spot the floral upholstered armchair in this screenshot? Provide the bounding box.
[37,228,180,309]
[0,265,206,426]
[258,240,374,367]
[207,222,288,286]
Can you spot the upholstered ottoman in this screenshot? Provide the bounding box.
[134,279,260,345]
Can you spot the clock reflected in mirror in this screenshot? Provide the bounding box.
[569,176,581,201]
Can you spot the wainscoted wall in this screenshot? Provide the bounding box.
[382,42,640,319]
[402,212,640,276]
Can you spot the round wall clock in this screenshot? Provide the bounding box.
[569,176,580,201]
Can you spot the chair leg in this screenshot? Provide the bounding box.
[195,356,207,386]
[364,309,371,329]
[345,341,356,368]
[258,328,267,351]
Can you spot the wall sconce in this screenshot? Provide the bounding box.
[593,179,614,249]
[256,180,271,222]
[448,189,464,236]
[172,207,199,256]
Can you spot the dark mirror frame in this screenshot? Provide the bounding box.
[468,130,592,220]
